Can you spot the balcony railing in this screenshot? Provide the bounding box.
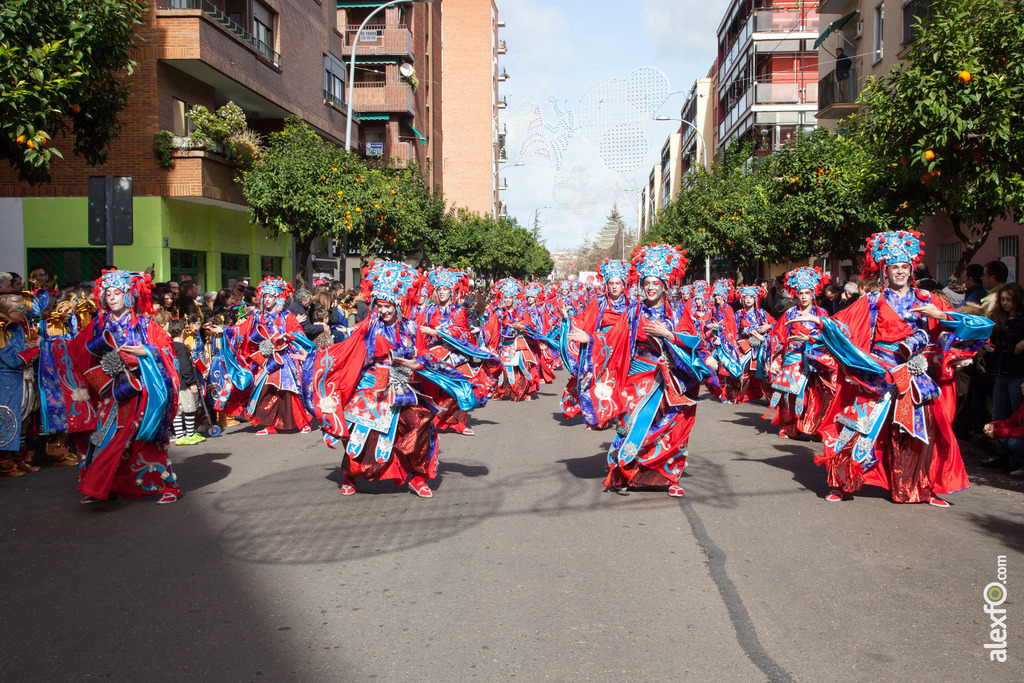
[323,89,344,108]
[753,9,819,33]
[817,65,859,112]
[350,82,414,114]
[719,20,752,82]
[156,0,281,66]
[754,81,818,105]
[341,24,412,57]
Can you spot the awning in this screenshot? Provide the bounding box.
[338,2,412,8]
[357,114,391,121]
[406,122,426,145]
[813,10,859,49]
[344,56,398,65]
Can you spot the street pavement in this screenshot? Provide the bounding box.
[1,377,1022,681]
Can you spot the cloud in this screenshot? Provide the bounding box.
[643,0,727,60]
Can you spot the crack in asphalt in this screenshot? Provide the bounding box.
[678,496,795,683]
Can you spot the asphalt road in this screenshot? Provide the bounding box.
[1,377,1022,682]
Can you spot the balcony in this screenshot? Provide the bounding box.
[340,24,413,59]
[902,0,936,45]
[817,66,860,118]
[497,40,507,55]
[719,20,752,82]
[753,9,819,33]
[156,0,280,66]
[351,82,414,115]
[754,81,818,105]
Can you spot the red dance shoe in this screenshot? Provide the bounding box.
[299,426,312,434]
[408,476,433,498]
[927,495,950,508]
[825,490,843,502]
[157,492,179,505]
[668,485,685,497]
[255,426,278,436]
[340,476,356,496]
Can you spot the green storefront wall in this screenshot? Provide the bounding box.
[21,197,292,289]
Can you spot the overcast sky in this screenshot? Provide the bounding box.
[494,0,726,252]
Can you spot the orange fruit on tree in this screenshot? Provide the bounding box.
[924,150,935,161]
[26,140,35,148]
[15,135,24,144]
[71,105,81,113]
[958,70,972,83]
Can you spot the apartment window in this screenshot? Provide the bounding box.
[171,250,206,291]
[221,253,250,289]
[1000,235,1019,282]
[936,242,961,283]
[902,0,935,45]
[252,0,276,59]
[324,54,346,106]
[172,97,188,137]
[261,256,283,278]
[873,4,884,64]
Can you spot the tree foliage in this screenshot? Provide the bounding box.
[241,117,551,283]
[648,132,907,279]
[854,0,1024,275]
[0,0,144,183]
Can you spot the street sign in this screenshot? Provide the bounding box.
[359,29,380,42]
[88,176,133,264]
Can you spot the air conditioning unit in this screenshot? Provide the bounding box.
[854,21,864,39]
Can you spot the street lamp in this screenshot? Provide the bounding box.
[494,160,524,217]
[656,114,711,282]
[345,0,433,152]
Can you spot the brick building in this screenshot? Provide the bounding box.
[439,0,503,217]
[0,1,452,289]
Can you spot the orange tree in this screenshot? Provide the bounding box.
[854,0,1024,276]
[240,117,439,282]
[0,0,144,183]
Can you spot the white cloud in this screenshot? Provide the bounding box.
[644,0,727,60]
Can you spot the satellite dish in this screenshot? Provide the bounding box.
[399,63,415,78]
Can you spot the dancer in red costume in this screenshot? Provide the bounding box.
[604,245,711,496]
[218,277,317,435]
[561,258,633,429]
[734,285,775,403]
[308,261,484,498]
[483,279,547,401]
[806,231,992,506]
[705,279,743,402]
[71,270,181,504]
[416,267,498,436]
[764,267,837,439]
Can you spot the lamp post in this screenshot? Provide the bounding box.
[656,114,711,282]
[493,160,524,217]
[345,0,432,152]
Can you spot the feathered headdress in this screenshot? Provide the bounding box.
[712,278,735,302]
[524,282,545,299]
[631,244,688,287]
[426,267,469,299]
[862,231,924,280]
[598,259,634,287]
[93,269,155,319]
[680,285,694,299]
[737,285,764,303]
[784,266,824,296]
[691,280,710,301]
[361,260,420,308]
[494,278,523,300]
[256,276,294,312]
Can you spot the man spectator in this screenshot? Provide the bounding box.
[818,283,842,315]
[962,264,985,305]
[983,260,1009,292]
[287,288,328,339]
[0,272,12,293]
[835,48,852,102]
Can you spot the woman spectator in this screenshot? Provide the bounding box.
[985,283,1024,421]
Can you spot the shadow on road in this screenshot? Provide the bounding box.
[961,510,1024,555]
[170,451,232,492]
